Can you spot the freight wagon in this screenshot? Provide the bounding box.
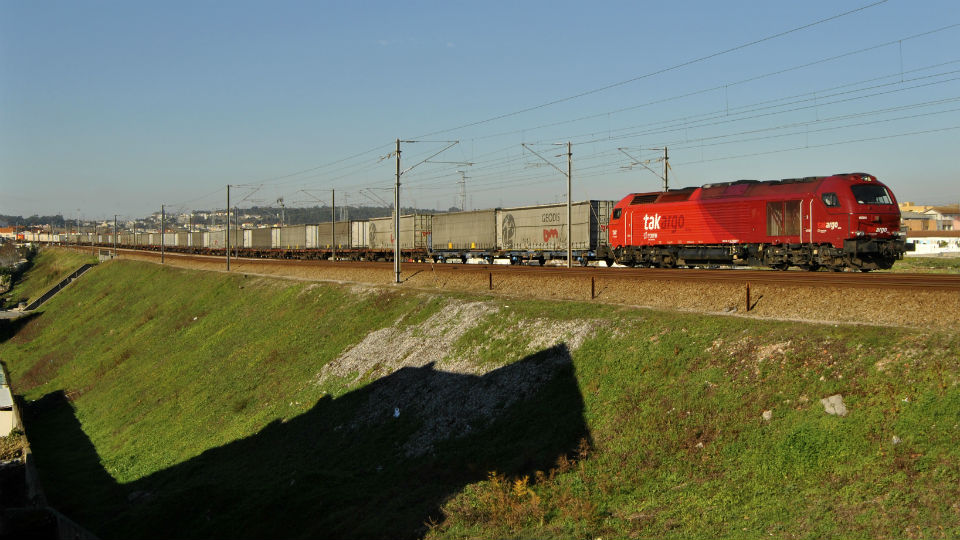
[431,210,497,261]
[311,221,352,250]
[368,214,432,258]
[495,200,615,264]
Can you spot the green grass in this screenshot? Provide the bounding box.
[1,249,958,540]
[2,247,96,308]
[882,255,960,273]
[430,316,960,540]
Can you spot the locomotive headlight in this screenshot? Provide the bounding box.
[853,230,865,237]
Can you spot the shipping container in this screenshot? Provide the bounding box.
[205,229,241,248]
[350,220,369,248]
[368,214,432,250]
[432,209,497,251]
[273,225,307,249]
[243,227,272,248]
[496,200,615,252]
[313,221,351,249]
[186,232,203,247]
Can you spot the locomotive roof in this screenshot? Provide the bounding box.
[624,173,877,204]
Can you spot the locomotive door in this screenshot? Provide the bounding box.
[626,211,633,244]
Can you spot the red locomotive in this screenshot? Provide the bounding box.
[602,172,911,271]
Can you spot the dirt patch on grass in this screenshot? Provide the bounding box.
[18,350,70,391]
[317,300,501,386]
[316,297,599,456]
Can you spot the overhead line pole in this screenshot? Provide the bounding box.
[331,188,336,261]
[567,141,572,268]
[664,146,669,191]
[161,204,165,264]
[226,184,231,271]
[391,138,459,283]
[522,141,574,268]
[395,138,401,284]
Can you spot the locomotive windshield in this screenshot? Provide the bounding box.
[850,185,893,205]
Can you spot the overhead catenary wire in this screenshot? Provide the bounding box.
[412,0,892,139]
[142,4,958,215]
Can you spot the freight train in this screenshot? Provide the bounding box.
[28,172,911,271]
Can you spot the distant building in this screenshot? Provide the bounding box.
[900,202,960,231]
[923,205,960,231]
[901,211,936,231]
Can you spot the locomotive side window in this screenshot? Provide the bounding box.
[766,202,784,236]
[851,185,893,205]
[612,208,622,219]
[784,201,801,235]
[766,201,801,236]
[822,192,840,207]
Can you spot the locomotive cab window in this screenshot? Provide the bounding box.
[612,208,622,219]
[850,185,893,205]
[821,192,840,207]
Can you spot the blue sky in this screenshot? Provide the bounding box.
[2,0,958,220]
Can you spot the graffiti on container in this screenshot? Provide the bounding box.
[541,212,562,223]
[543,228,559,242]
[501,214,516,248]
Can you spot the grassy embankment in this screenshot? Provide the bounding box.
[884,255,960,274]
[1,247,96,308]
[0,248,957,539]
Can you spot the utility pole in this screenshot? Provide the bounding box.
[114,215,117,255]
[566,141,572,268]
[457,171,468,211]
[391,137,459,283]
[235,206,239,258]
[521,142,573,268]
[161,204,165,264]
[395,138,401,284]
[663,146,669,192]
[331,189,336,261]
[226,184,231,271]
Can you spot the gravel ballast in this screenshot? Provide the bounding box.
[114,250,959,330]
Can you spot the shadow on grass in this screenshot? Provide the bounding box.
[25,344,590,540]
[0,312,42,345]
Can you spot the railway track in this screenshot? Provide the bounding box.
[91,246,960,291]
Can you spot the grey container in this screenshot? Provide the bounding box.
[368,214,432,250]
[312,221,352,249]
[243,227,272,248]
[496,200,615,251]
[205,229,241,248]
[187,232,203,247]
[273,225,307,249]
[431,209,497,251]
[350,221,369,248]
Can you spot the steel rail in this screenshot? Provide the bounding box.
[97,246,960,291]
